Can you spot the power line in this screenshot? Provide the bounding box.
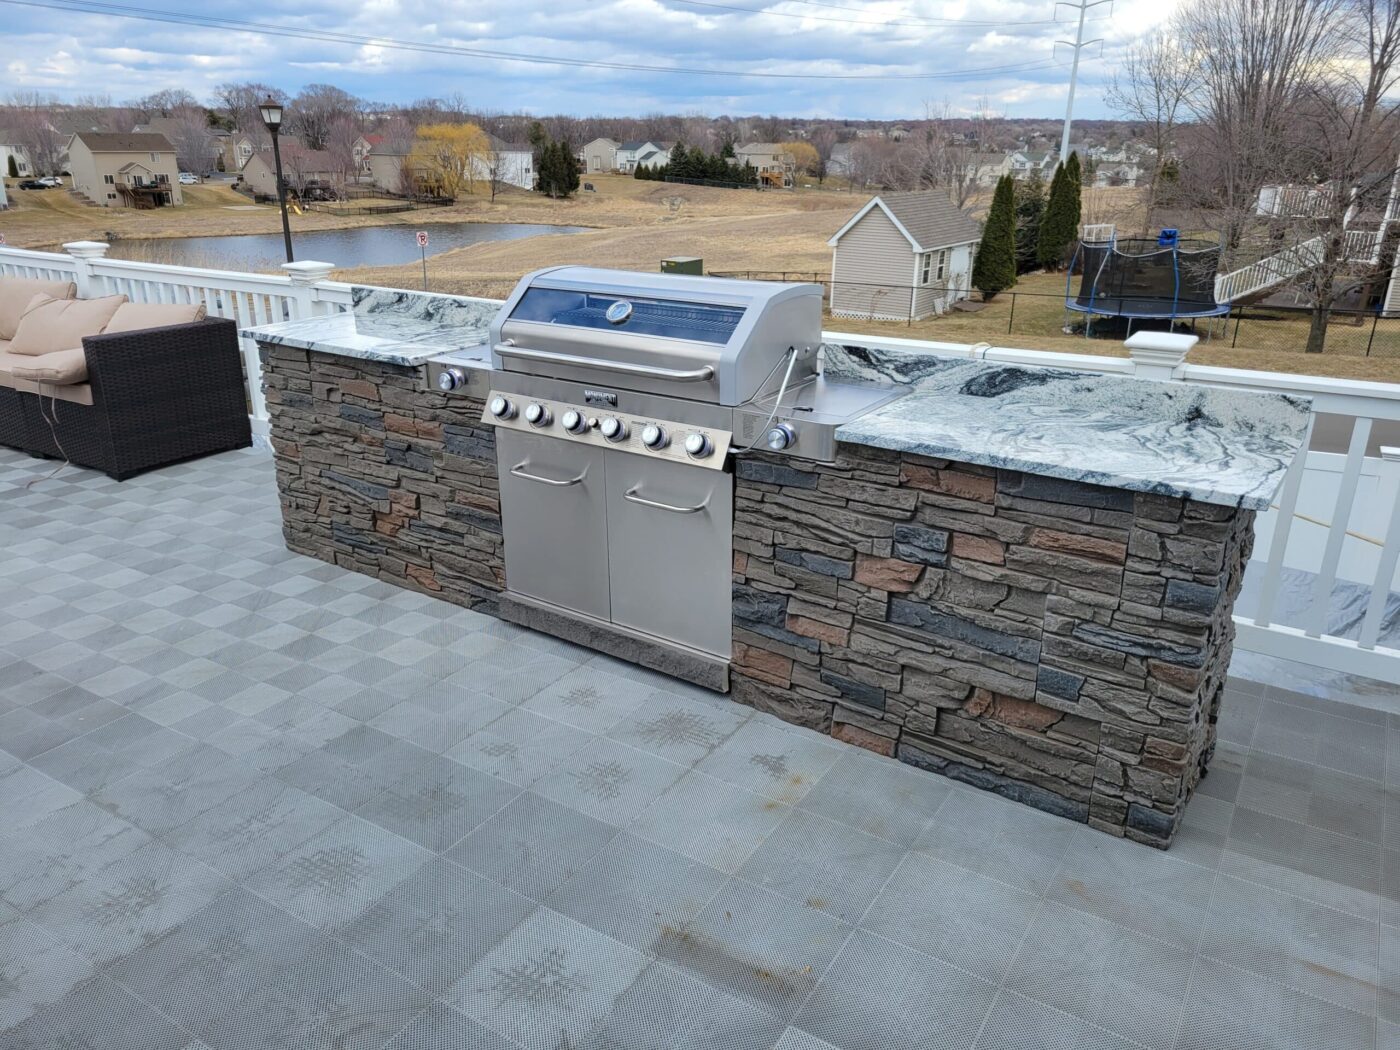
[666,0,1086,28]
[0,0,1066,80]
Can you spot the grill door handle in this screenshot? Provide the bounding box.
[496,344,715,383]
[511,461,586,487]
[624,486,709,514]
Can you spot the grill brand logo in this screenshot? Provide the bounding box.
[583,389,618,406]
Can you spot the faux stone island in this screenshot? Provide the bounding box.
[248,303,1310,850]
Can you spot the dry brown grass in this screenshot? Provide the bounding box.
[339,209,845,299]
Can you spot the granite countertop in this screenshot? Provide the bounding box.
[241,286,502,368]
[824,343,1312,510]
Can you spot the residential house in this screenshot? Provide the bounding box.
[580,137,619,173]
[240,149,339,198]
[615,140,673,173]
[66,132,182,208]
[0,134,31,179]
[827,142,853,177]
[1007,150,1056,179]
[971,152,1012,188]
[827,191,982,321]
[473,136,535,190]
[735,143,795,187]
[352,134,383,178]
[366,142,414,193]
[1093,161,1142,188]
[221,132,303,173]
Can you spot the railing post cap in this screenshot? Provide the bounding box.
[282,260,336,284]
[1381,445,1400,462]
[63,241,110,258]
[1125,331,1197,379]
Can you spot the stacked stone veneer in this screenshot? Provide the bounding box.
[262,347,504,612]
[730,443,1253,848]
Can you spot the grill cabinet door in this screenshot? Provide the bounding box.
[606,457,733,658]
[496,429,610,621]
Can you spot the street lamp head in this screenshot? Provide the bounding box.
[259,98,284,132]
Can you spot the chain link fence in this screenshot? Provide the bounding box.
[707,271,1400,356]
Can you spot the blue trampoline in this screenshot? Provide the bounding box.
[1066,232,1228,322]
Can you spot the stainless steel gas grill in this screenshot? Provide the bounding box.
[426,267,902,689]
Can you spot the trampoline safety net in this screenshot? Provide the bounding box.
[1067,237,1228,319]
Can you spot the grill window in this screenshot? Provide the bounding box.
[510,287,744,344]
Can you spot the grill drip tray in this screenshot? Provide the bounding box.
[498,592,730,693]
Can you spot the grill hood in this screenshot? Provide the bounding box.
[489,266,822,406]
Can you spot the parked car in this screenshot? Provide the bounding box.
[300,180,341,202]
[16,179,45,190]
[36,176,62,188]
[178,172,199,185]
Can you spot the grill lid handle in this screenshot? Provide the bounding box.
[495,344,715,383]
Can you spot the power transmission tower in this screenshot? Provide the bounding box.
[1056,0,1112,163]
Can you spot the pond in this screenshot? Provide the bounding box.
[105,221,588,271]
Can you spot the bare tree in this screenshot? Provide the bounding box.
[215,82,287,140]
[5,103,64,176]
[165,107,218,174]
[1104,28,1194,232]
[1173,0,1345,255]
[323,114,363,187]
[290,84,359,151]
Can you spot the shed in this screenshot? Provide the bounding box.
[827,191,982,321]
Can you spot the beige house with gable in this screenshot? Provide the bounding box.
[828,191,981,321]
[66,132,182,208]
[735,143,795,187]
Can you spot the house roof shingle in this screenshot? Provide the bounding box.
[830,191,982,252]
[73,132,175,153]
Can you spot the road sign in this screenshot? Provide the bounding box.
[416,230,429,248]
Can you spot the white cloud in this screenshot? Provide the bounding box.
[2,0,1170,117]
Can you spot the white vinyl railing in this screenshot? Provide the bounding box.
[0,241,353,428]
[3,243,1399,687]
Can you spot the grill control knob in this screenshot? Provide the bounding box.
[684,432,713,459]
[765,423,796,451]
[437,367,466,392]
[524,403,552,428]
[641,424,669,450]
[488,396,516,420]
[562,410,586,434]
[600,417,628,442]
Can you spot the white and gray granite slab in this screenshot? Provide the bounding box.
[241,286,503,367]
[824,342,1312,510]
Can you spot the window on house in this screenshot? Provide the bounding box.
[107,192,116,200]
[919,253,932,285]
[936,249,948,281]
[150,153,159,163]
[104,174,114,184]
[156,174,168,184]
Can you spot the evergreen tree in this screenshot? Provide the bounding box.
[1065,152,1083,235]
[7,155,17,178]
[1013,172,1046,274]
[560,138,580,196]
[972,175,1017,298]
[1037,161,1079,270]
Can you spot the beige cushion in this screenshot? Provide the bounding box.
[9,295,127,356]
[0,350,93,405]
[10,348,88,385]
[0,277,77,341]
[104,301,207,334]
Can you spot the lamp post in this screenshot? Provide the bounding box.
[259,96,294,263]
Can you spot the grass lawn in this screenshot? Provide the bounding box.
[828,272,1400,384]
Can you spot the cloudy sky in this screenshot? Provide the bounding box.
[3,0,1177,118]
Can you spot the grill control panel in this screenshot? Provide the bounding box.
[482,391,731,470]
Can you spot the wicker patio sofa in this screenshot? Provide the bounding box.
[0,276,252,480]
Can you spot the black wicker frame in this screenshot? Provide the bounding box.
[1,317,252,480]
